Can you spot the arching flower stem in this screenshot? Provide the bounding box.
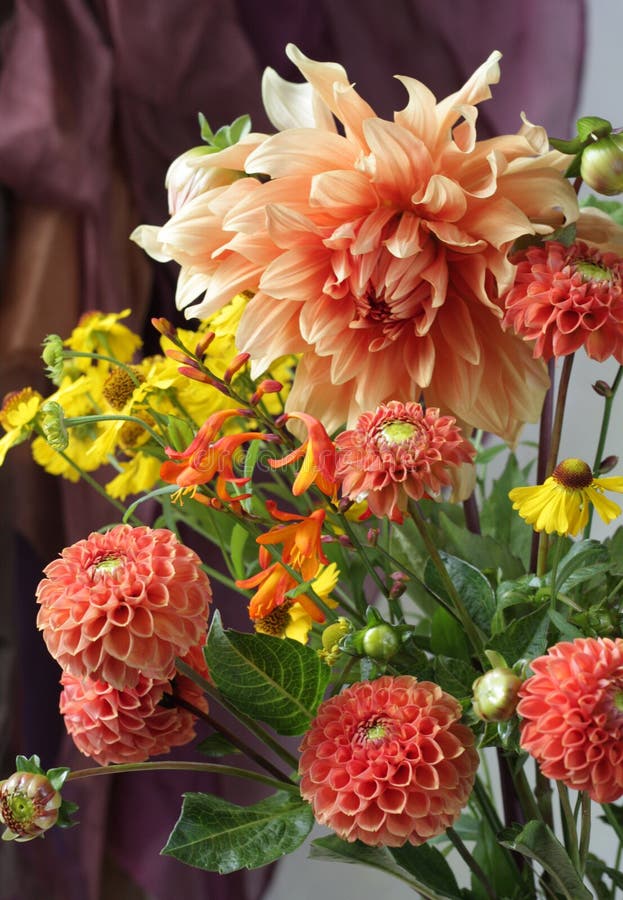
[587,365,623,536]
[64,414,165,447]
[447,828,497,900]
[66,760,299,795]
[531,359,556,572]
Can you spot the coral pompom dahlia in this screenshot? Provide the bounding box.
[503,240,623,361]
[335,401,475,519]
[37,525,212,689]
[299,675,478,846]
[133,45,578,441]
[60,646,208,766]
[518,637,623,802]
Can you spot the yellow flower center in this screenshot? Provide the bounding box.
[575,260,613,283]
[381,421,417,444]
[103,368,144,410]
[552,458,593,489]
[94,554,123,575]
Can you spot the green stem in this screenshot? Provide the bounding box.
[578,791,591,875]
[446,827,497,900]
[557,782,579,868]
[512,764,541,823]
[175,658,299,772]
[66,760,299,795]
[587,365,623,537]
[407,499,485,662]
[63,350,143,385]
[336,514,389,599]
[535,769,554,831]
[65,414,165,447]
[549,535,566,608]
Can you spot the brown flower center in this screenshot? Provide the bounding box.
[552,458,593,489]
[103,368,144,410]
[254,602,292,637]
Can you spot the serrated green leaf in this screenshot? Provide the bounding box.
[425,553,495,636]
[433,656,480,700]
[488,605,549,665]
[205,612,330,735]
[162,791,313,873]
[500,820,592,899]
[197,734,242,757]
[310,834,459,899]
[576,115,612,142]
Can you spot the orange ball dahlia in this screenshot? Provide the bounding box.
[335,401,475,520]
[518,637,623,802]
[503,240,623,362]
[133,45,578,442]
[37,525,212,689]
[299,675,478,847]
[60,645,209,766]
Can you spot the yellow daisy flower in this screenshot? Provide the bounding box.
[0,388,43,464]
[65,309,142,368]
[106,453,163,500]
[509,458,623,536]
[254,601,314,645]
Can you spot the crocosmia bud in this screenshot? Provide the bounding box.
[580,134,623,196]
[472,667,523,722]
[0,772,62,842]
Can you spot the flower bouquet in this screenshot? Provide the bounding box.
[3,43,623,899]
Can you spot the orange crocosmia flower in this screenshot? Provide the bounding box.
[160,408,277,502]
[237,561,325,624]
[133,45,578,443]
[270,412,337,497]
[256,505,329,581]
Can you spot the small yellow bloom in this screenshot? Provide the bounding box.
[0,388,43,464]
[509,458,623,536]
[254,601,313,644]
[66,309,142,367]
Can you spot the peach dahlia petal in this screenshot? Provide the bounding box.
[299,675,478,847]
[36,525,212,689]
[518,637,623,802]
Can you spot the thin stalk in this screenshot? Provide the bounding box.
[531,359,555,573]
[578,791,592,875]
[171,693,295,786]
[534,769,554,830]
[65,414,165,447]
[512,763,541,823]
[336,514,389,599]
[548,535,566,608]
[557,782,579,868]
[175,658,299,772]
[66,760,299,795]
[587,364,623,537]
[199,563,240,592]
[407,500,485,662]
[497,749,527,827]
[446,827,497,900]
[62,350,143,385]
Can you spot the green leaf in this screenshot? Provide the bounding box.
[205,611,330,735]
[475,442,508,465]
[433,656,480,701]
[425,553,495,636]
[230,524,250,579]
[548,608,583,641]
[500,820,592,899]
[481,454,534,568]
[197,734,241,758]
[552,539,610,592]
[310,834,460,899]
[15,755,42,774]
[391,843,462,898]
[488,604,549,665]
[162,791,313,873]
[438,512,524,580]
[430,607,471,662]
[45,767,70,792]
[471,818,520,900]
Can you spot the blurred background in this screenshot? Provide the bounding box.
[0,1,620,897]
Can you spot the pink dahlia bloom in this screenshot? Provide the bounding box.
[335,401,475,520]
[503,239,623,361]
[37,525,212,689]
[60,646,209,766]
[518,637,623,802]
[299,675,478,846]
[133,45,578,442]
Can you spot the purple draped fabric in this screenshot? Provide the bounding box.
[0,1,585,898]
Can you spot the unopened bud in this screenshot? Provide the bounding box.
[598,455,619,475]
[194,332,216,357]
[151,317,176,339]
[362,624,401,662]
[593,379,613,398]
[0,772,62,842]
[250,379,283,405]
[367,528,380,546]
[40,401,69,451]
[472,667,523,722]
[580,133,623,196]
[224,353,251,383]
[177,367,230,393]
[41,335,66,384]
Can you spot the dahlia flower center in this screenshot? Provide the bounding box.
[552,458,593,489]
[613,689,623,714]
[93,554,125,576]
[355,715,392,744]
[575,259,614,284]
[381,421,419,445]
[4,792,35,824]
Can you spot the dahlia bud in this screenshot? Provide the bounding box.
[40,401,69,451]
[472,667,523,722]
[580,133,623,196]
[362,624,401,662]
[0,771,62,842]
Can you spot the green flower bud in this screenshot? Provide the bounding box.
[580,134,623,196]
[472,667,523,722]
[40,401,69,451]
[318,618,352,666]
[361,624,401,662]
[41,335,66,384]
[0,772,62,842]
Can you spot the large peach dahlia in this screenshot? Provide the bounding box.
[518,637,623,802]
[133,45,578,441]
[36,525,212,689]
[298,675,478,846]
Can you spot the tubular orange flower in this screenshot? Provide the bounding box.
[299,675,479,846]
[60,644,209,766]
[269,412,337,497]
[509,457,623,536]
[133,45,578,441]
[518,637,623,802]
[503,239,623,361]
[257,504,329,580]
[36,525,212,689]
[160,408,277,503]
[335,401,475,520]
